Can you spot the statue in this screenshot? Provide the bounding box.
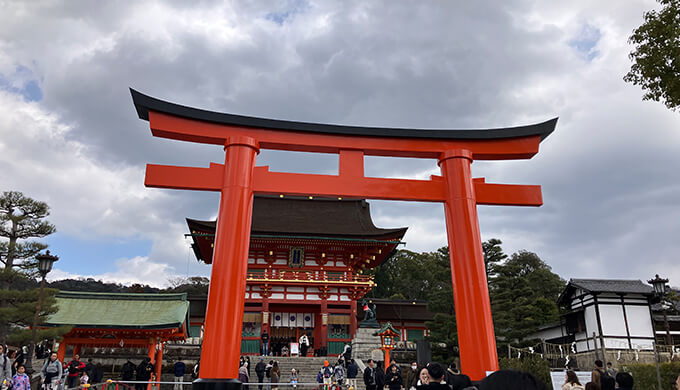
[359,298,379,328]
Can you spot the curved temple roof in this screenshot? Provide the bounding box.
[131,89,557,141]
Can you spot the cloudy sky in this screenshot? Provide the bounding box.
[1,0,679,288]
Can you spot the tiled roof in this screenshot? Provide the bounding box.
[45,291,190,329]
[569,279,654,295]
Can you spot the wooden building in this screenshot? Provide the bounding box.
[553,279,656,351]
[187,196,406,355]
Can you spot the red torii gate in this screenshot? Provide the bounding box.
[130,89,556,388]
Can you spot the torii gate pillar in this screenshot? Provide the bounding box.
[440,150,498,370]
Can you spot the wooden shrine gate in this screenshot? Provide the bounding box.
[130,89,556,388]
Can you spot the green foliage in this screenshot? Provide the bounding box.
[490,250,565,349]
[624,0,680,110]
[0,268,69,344]
[483,238,507,280]
[0,191,56,271]
[620,361,680,390]
[499,356,552,390]
[166,276,210,295]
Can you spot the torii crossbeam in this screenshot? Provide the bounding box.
[130,89,556,388]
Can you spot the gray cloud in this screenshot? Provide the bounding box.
[1,0,678,287]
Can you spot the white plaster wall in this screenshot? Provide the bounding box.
[630,338,654,350]
[599,304,627,336]
[584,305,598,337]
[625,305,654,337]
[604,338,630,349]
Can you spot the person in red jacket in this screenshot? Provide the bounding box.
[66,354,86,389]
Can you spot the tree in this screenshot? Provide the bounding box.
[0,191,56,272]
[489,250,565,349]
[165,276,210,295]
[624,0,680,110]
[483,238,507,280]
[0,269,70,347]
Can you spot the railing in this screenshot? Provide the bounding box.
[72,380,355,390]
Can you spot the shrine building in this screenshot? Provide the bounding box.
[187,196,406,355]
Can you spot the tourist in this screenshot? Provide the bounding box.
[270,361,280,390]
[445,362,471,390]
[173,359,187,390]
[92,363,104,384]
[605,362,616,378]
[405,362,418,390]
[334,359,346,387]
[281,344,289,357]
[416,367,429,387]
[135,357,153,390]
[40,352,63,390]
[416,363,447,390]
[346,359,359,389]
[375,362,385,390]
[261,330,270,356]
[590,360,614,390]
[265,360,273,390]
[13,348,25,377]
[562,370,584,390]
[239,362,249,390]
[290,369,298,389]
[614,372,633,390]
[0,345,11,390]
[385,364,403,390]
[363,359,377,390]
[478,370,547,390]
[299,334,310,357]
[584,383,599,390]
[7,350,17,376]
[121,360,136,382]
[80,370,89,387]
[84,359,95,380]
[320,360,333,387]
[66,354,86,389]
[11,365,30,390]
[342,343,352,366]
[255,358,266,390]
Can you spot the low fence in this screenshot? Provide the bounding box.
[51,380,352,390]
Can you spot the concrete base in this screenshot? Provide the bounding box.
[193,378,242,390]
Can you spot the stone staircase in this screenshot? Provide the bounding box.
[256,356,365,390]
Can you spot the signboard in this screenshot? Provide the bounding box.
[550,371,591,390]
[290,342,299,356]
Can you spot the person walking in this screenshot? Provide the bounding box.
[0,345,11,390]
[321,360,333,388]
[591,360,614,390]
[173,360,187,390]
[346,359,358,390]
[11,365,30,390]
[270,361,280,390]
[121,360,136,382]
[66,355,85,389]
[333,360,345,388]
[255,358,266,390]
[40,353,63,390]
[238,363,249,390]
[405,363,419,390]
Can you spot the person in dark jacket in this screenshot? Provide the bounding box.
[173,360,187,390]
[386,364,403,390]
[92,363,104,384]
[444,362,471,390]
[614,372,633,390]
[416,363,448,390]
[135,357,153,390]
[375,362,386,390]
[121,360,136,381]
[255,358,267,390]
[363,359,377,390]
[346,359,359,389]
[478,370,547,390]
